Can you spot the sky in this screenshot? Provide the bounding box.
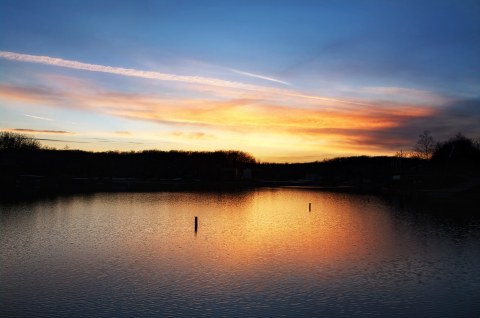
[1,0,479,162]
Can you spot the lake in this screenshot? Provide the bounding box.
[1,189,479,317]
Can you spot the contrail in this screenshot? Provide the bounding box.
[0,51,369,106]
[229,68,290,85]
[24,114,54,121]
[0,51,257,90]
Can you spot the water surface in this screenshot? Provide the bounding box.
[1,189,479,317]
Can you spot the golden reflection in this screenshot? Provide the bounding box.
[126,190,396,274]
[199,191,393,270]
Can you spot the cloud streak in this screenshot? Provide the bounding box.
[0,79,440,156]
[2,58,475,160]
[229,68,290,85]
[34,138,89,143]
[7,128,73,134]
[115,131,131,135]
[0,51,367,106]
[24,114,54,121]
[3,80,477,160]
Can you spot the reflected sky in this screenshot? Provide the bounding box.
[1,190,480,317]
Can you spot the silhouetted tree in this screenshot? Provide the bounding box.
[413,130,435,160]
[0,132,40,150]
[432,133,480,165]
[473,137,480,150]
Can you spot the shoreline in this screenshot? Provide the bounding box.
[2,177,478,210]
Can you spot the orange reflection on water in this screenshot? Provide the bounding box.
[133,190,396,277]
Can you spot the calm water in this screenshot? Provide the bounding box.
[1,189,479,317]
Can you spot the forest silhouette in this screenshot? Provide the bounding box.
[1,131,479,198]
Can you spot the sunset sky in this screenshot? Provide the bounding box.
[1,0,479,162]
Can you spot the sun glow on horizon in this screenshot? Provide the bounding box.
[1,0,479,163]
[0,51,447,162]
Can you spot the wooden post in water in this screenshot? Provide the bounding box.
[309,203,311,212]
[195,216,198,232]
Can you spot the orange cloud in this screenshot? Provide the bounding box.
[0,78,439,161]
[0,84,63,104]
[171,131,214,140]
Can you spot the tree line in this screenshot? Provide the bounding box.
[1,131,479,195]
[402,130,480,165]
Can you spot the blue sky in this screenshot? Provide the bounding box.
[1,0,479,161]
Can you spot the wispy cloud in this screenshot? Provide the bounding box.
[24,114,54,121]
[35,138,89,143]
[0,83,64,104]
[171,131,214,140]
[0,51,366,106]
[356,86,449,105]
[2,59,475,160]
[0,80,439,155]
[229,68,290,85]
[7,128,73,134]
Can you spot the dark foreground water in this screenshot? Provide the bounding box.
[1,189,479,317]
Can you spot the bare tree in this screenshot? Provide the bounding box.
[0,131,40,150]
[413,130,435,160]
